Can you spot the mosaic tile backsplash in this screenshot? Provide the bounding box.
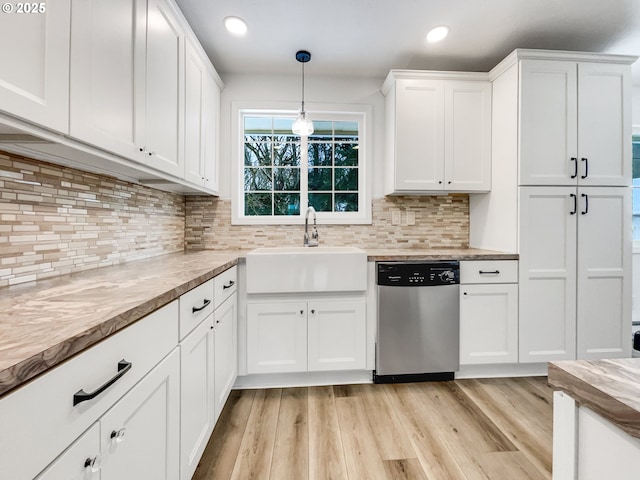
[0,151,185,286]
[185,195,469,251]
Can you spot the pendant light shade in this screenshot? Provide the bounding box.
[292,50,314,136]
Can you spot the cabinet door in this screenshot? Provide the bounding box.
[444,81,491,191]
[460,284,518,364]
[519,187,577,362]
[179,317,215,480]
[393,78,445,191]
[578,63,632,186]
[202,70,221,193]
[101,348,180,480]
[184,40,206,186]
[214,293,237,421]
[577,187,631,359]
[247,302,307,374]
[307,299,366,371]
[35,423,100,480]
[519,60,578,186]
[69,0,145,162]
[0,0,70,133]
[144,0,185,177]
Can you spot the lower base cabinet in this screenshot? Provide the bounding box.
[247,297,366,374]
[37,349,180,480]
[213,293,238,421]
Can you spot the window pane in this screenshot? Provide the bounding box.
[244,117,272,134]
[308,167,332,191]
[309,121,333,140]
[334,121,358,137]
[334,167,358,191]
[274,168,300,191]
[245,193,272,216]
[308,143,332,167]
[244,143,272,166]
[309,193,332,212]
[274,143,301,166]
[335,193,358,212]
[334,143,358,166]
[274,193,300,215]
[273,118,296,138]
[244,167,272,191]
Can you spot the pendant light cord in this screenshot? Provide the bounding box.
[301,60,306,114]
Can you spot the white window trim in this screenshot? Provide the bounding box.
[633,126,640,253]
[231,101,372,225]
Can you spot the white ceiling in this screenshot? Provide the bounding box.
[175,0,640,82]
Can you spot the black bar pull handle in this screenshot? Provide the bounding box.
[479,270,500,275]
[581,158,589,179]
[192,299,211,313]
[74,360,132,406]
[223,280,235,290]
[581,193,589,215]
[570,193,577,215]
[570,157,578,179]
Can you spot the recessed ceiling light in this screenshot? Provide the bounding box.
[426,26,449,43]
[224,16,247,36]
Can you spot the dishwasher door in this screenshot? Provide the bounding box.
[376,283,460,380]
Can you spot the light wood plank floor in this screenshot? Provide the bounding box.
[193,377,553,480]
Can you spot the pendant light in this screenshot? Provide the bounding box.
[292,50,314,136]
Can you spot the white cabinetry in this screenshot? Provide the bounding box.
[0,302,179,480]
[0,0,70,133]
[247,298,366,374]
[519,60,631,186]
[382,71,491,194]
[70,0,185,178]
[459,261,518,365]
[519,186,631,362]
[470,50,635,364]
[179,266,237,480]
[185,39,222,193]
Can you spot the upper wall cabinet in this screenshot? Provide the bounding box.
[185,39,222,194]
[0,0,71,133]
[519,59,632,186]
[70,0,185,178]
[382,71,492,195]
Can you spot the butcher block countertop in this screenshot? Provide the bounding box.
[0,247,516,398]
[548,358,640,439]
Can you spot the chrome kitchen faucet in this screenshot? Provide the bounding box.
[303,206,319,247]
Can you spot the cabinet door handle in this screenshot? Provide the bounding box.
[570,193,577,215]
[192,299,211,313]
[581,193,589,215]
[223,280,235,290]
[570,157,578,179]
[299,310,304,315]
[73,360,132,406]
[581,157,588,179]
[479,270,500,275]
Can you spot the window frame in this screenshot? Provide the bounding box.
[231,102,372,225]
[632,127,640,253]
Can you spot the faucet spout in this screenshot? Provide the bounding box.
[304,206,319,247]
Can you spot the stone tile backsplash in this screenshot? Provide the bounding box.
[185,195,469,250]
[1,150,469,286]
[0,151,185,286]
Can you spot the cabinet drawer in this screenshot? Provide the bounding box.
[460,260,518,284]
[180,279,214,340]
[214,266,237,309]
[0,301,178,480]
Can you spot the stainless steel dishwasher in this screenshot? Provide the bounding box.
[374,261,460,383]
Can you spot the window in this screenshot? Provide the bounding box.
[234,107,370,225]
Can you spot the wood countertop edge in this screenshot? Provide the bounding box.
[548,361,640,439]
[0,257,239,398]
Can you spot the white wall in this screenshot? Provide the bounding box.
[217,73,385,199]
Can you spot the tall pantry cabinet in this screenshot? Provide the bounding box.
[470,49,636,363]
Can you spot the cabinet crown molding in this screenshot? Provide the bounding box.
[381,69,490,95]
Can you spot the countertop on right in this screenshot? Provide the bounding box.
[365,248,518,261]
[548,358,640,439]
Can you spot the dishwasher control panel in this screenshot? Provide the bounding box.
[377,261,459,286]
